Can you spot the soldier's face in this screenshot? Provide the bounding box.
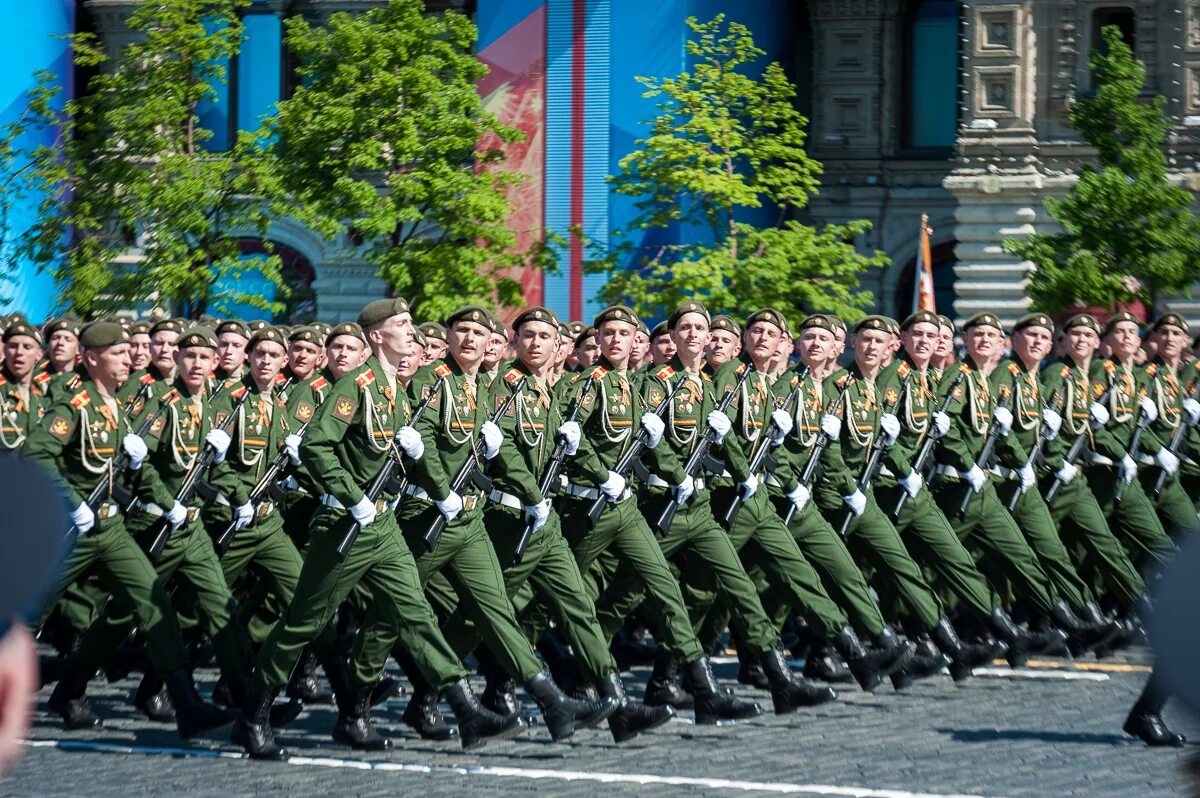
[853,329,890,369]
[129,334,152,371]
[670,312,710,360]
[651,335,677,365]
[707,330,739,366]
[936,326,953,359]
[86,342,131,385]
[1153,325,1187,360]
[3,335,41,379]
[396,346,423,379]
[902,321,939,366]
[557,335,573,367]
[775,335,792,367]
[483,332,507,369]
[832,327,846,358]
[368,313,416,358]
[633,332,649,361]
[516,320,558,369]
[48,330,78,365]
[327,335,366,378]
[217,333,249,374]
[575,335,600,369]
[248,341,287,390]
[745,321,781,366]
[288,340,321,378]
[177,346,215,392]
[150,331,180,373]
[1066,327,1100,362]
[1105,321,1141,360]
[1013,326,1053,364]
[799,328,832,367]
[599,320,636,367]
[966,326,1003,362]
[421,338,447,364]
[449,320,490,369]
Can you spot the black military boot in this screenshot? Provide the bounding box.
[228,675,304,727]
[890,638,949,690]
[931,618,1003,681]
[758,648,837,714]
[401,684,458,741]
[47,660,102,730]
[481,673,522,719]
[644,650,693,709]
[832,626,912,691]
[444,678,527,750]
[331,682,392,751]
[685,657,763,724]
[599,671,676,743]
[988,607,1063,668]
[286,648,332,704]
[1068,602,1124,654]
[133,669,174,723]
[230,688,287,760]
[371,676,403,707]
[524,670,618,741]
[1124,672,1185,747]
[737,653,770,689]
[802,640,855,684]
[164,669,238,739]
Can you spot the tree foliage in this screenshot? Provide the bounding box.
[590,14,885,326]
[1004,26,1200,315]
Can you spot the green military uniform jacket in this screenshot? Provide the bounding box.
[208,375,289,508]
[135,380,213,511]
[933,357,1026,475]
[0,367,47,451]
[118,364,177,423]
[1041,357,1125,468]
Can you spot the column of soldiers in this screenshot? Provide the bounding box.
[8,298,1199,759]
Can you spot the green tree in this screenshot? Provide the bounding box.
[1004,25,1200,315]
[266,0,551,322]
[590,14,886,326]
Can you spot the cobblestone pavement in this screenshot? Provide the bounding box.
[5,647,1196,798]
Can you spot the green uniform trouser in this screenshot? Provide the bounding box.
[214,508,307,645]
[929,477,1055,614]
[593,489,781,656]
[1085,465,1176,574]
[51,578,107,637]
[441,505,617,684]
[1043,476,1145,607]
[37,516,188,674]
[875,483,997,619]
[1142,471,1200,541]
[72,512,252,682]
[252,504,467,692]
[992,478,1092,609]
[549,493,705,664]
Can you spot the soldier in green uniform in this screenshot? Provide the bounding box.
[36,317,81,394]
[0,317,48,452]
[128,320,152,373]
[213,320,250,388]
[706,315,741,370]
[29,321,233,739]
[572,324,601,372]
[418,321,448,365]
[117,318,185,421]
[648,321,676,367]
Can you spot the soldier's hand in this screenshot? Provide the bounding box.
[1089,402,1110,428]
[706,410,732,444]
[122,434,148,470]
[1155,447,1180,475]
[991,407,1013,436]
[1138,396,1158,424]
[557,421,581,456]
[1055,461,1078,485]
[640,414,665,449]
[820,413,842,439]
[770,409,792,444]
[524,499,550,533]
[284,433,303,466]
[1119,454,1138,485]
[70,502,95,534]
[672,478,695,505]
[879,413,901,445]
[166,501,188,531]
[931,411,951,439]
[205,429,232,464]
[1040,407,1062,440]
[1018,463,1036,493]
[480,421,503,460]
[964,464,986,492]
[600,471,626,500]
[397,426,424,461]
[436,491,464,522]
[738,473,758,500]
[842,489,866,517]
[349,495,377,528]
[786,482,810,511]
[1184,397,1200,426]
[899,469,923,498]
[233,501,255,531]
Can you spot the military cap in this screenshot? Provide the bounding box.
[1013,312,1055,335]
[412,328,427,347]
[357,297,412,329]
[445,305,496,331]
[512,306,561,331]
[3,315,41,344]
[42,317,80,338]
[937,314,955,332]
[798,315,836,335]
[326,322,367,346]
[288,325,321,345]
[1062,314,1102,336]
[1152,313,1189,335]
[961,312,1003,333]
[746,308,787,332]
[128,320,151,336]
[177,325,219,350]
[248,325,287,350]
[853,315,893,334]
[150,318,185,337]
[710,315,741,336]
[668,300,710,330]
[567,320,586,338]
[311,322,332,340]
[79,321,130,349]
[557,320,573,338]
[216,319,250,340]
[900,310,940,332]
[594,305,640,329]
[198,314,221,327]
[649,321,670,341]
[1101,311,1139,337]
[276,324,294,338]
[246,320,270,334]
[418,322,446,342]
[574,325,597,348]
[636,318,650,336]
[493,319,508,338]
[113,314,134,328]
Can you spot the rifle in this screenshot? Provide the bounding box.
[146,385,251,562]
[1153,380,1200,497]
[122,378,154,417]
[514,374,596,562]
[723,371,806,527]
[586,377,687,527]
[655,363,753,533]
[958,374,1015,518]
[1115,388,1151,504]
[1045,383,1115,504]
[65,388,180,540]
[1006,377,1065,512]
[838,369,911,536]
[893,368,967,517]
[422,375,527,551]
[785,374,856,525]
[334,373,447,561]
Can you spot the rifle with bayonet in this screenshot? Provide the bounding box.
[958,374,1015,518]
[724,370,806,527]
[785,374,856,525]
[838,368,911,536]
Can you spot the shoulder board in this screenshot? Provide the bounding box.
[161,388,181,405]
[310,376,328,391]
[701,372,712,382]
[503,368,524,386]
[65,373,83,390]
[207,370,216,379]
[0,376,7,388]
[274,372,288,385]
[70,390,91,409]
[33,372,51,385]
[1145,364,1158,378]
[655,365,676,381]
[433,363,453,378]
[836,375,850,389]
[138,372,154,385]
[355,368,375,388]
[231,385,249,400]
[959,364,973,376]
[1059,365,1071,378]
[588,365,608,380]
[897,361,911,379]
[1006,361,1019,376]
[734,362,748,375]
[1103,360,1116,374]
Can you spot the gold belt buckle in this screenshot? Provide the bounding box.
[256,502,273,519]
[186,507,199,524]
[462,494,479,513]
[374,499,388,514]
[99,504,117,519]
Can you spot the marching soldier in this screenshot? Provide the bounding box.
[128,320,152,373]
[648,321,675,367]
[213,320,250,387]
[0,317,48,452]
[418,321,448,365]
[572,324,601,372]
[706,315,741,369]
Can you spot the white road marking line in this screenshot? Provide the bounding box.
[971,667,1109,682]
[23,739,1009,798]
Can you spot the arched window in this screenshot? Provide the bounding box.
[904,0,960,151]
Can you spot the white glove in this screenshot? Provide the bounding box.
[280,474,300,491]
[964,464,986,492]
[786,482,810,511]
[1139,396,1158,423]
[166,501,188,531]
[641,414,665,449]
[1119,454,1137,485]
[480,421,502,460]
[991,406,1013,436]
[1090,402,1110,428]
[233,501,255,531]
[397,426,423,461]
[879,413,900,445]
[558,421,581,456]
[524,499,550,533]
[770,409,792,445]
[1155,447,1180,475]
[820,413,842,439]
[707,410,732,444]
[206,429,232,464]
[931,411,951,439]
[672,478,695,505]
[1183,397,1200,426]
[600,470,626,500]
[349,495,377,527]
[1055,461,1078,485]
[1018,463,1036,493]
[1041,407,1062,440]
[436,491,463,522]
[738,472,758,500]
[899,470,923,499]
[122,433,148,470]
[71,502,95,534]
[842,489,867,517]
[284,433,303,466]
